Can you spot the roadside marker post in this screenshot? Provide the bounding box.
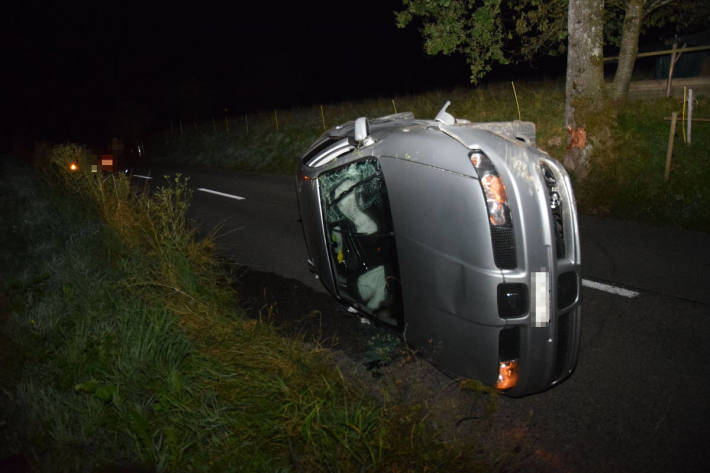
[682,87,687,144]
[512,81,521,121]
[687,88,693,145]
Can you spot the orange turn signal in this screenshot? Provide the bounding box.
[496,360,519,390]
[481,174,508,204]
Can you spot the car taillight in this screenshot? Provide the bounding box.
[469,150,510,226]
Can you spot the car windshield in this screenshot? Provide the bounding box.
[319,159,402,323]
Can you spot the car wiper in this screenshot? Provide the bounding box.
[343,226,367,270]
[330,173,380,207]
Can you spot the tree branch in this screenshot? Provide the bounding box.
[643,0,673,17]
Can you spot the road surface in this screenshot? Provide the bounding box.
[135,166,710,473]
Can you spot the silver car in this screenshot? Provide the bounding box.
[296,102,582,396]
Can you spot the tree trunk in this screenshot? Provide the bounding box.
[611,0,645,101]
[565,0,605,127]
[564,0,605,179]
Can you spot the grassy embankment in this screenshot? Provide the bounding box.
[149,80,710,232]
[0,147,504,472]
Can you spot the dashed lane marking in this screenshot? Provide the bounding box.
[127,175,640,299]
[197,188,246,201]
[582,279,640,298]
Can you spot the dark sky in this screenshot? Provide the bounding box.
[2,0,471,148]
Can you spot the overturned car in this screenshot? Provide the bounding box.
[296,102,582,396]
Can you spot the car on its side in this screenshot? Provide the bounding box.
[295,102,582,396]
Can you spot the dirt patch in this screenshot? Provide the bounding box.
[233,267,404,367]
[232,267,549,471]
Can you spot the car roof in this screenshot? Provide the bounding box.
[304,111,540,179]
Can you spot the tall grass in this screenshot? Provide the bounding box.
[148,80,709,231]
[0,151,503,472]
[148,81,567,173]
[577,97,710,230]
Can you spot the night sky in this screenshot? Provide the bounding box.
[2,1,477,149]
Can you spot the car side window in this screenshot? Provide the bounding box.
[318,159,402,323]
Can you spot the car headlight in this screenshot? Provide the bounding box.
[469,150,510,226]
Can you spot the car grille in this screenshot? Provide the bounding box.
[553,310,571,381]
[491,225,517,269]
[540,163,566,259]
[552,209,565,258]
[557,271,578,309]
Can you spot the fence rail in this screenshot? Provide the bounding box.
[604,44,710,62]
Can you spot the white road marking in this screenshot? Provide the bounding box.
[132,174,153,180]
[197,187,246,200]
[582,279,640,298]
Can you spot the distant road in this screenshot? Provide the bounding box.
[134,166,710,473]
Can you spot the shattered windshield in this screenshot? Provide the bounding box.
[319,159,402,324]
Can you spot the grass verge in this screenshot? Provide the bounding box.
[0,150,506,472]
[148,81,710,232]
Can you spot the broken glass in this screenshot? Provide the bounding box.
[319,159,402,324]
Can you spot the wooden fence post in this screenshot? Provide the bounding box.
[665,112,678,182]
[687,88,693,145]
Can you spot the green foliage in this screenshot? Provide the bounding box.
[396,0,509,83]
[150,81,707,231]
[151,110,322,174]
[395,0,574,83]
[396,0,708,87]
[0,153,505,471]
[48,142,94,172]
[509,0,568,60]
[576,95,710,231]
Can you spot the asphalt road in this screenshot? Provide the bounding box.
[135,167,710,473]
